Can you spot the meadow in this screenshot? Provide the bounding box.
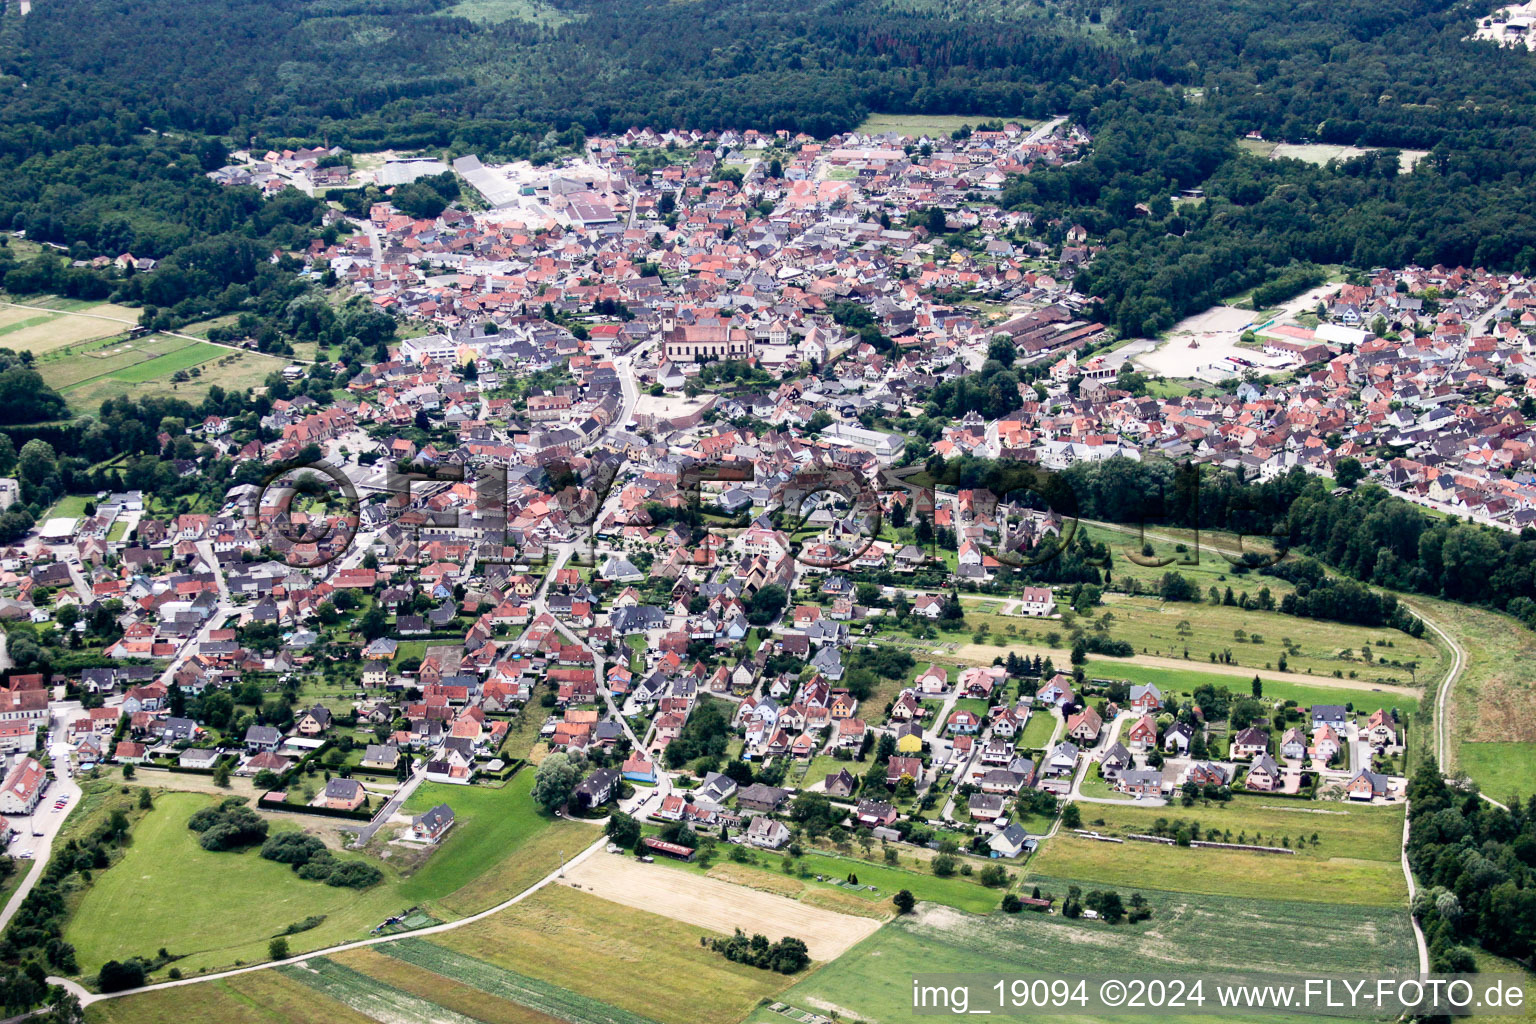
[436,0,575,25]
[744,885,1416,1024]
[0,299,140,354]
[855,113,1035,137]
[65,772,593,981]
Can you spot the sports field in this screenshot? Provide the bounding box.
[744,885,1416,1024]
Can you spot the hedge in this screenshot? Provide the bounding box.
[259,794,374,821]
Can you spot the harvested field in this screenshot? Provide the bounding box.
[561,850,880,960]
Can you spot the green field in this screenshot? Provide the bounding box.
[397,771,600,915]
[1030,826,1407,906]
[1019,707,1058,748]
[0,299,141,354]
[85,970,380,1024]
[855,113,1034,137]
[1084,661,1420,718]
[746,884,1416,1024]
[64,792,409,978]
[65,773,593,980]
[36,332,290,412]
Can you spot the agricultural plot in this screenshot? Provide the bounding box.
[373,937,657,1023]
[281,957,487,1024]
[84,970,379,1024]
[560,851,881,961]
[432,886,797,1024]
[1029,828,1407,906]
[855,113,1032,137]
[746,886,1415,1024]
[1076,797,1405,862]
[0,300,140,354]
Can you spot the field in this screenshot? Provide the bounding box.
[744,885,1416,1024]
[396,771,601,916]
[560,850,881,960]
[34,332,289,412]
[1019,707,1059,748]
[1029,828,1407,906]
[63,792,409,978]
[1420,595,1536,800]
[436,0,574,25]
[1075,797,1405,862]
[855,113,1033,137]
[663,844,1005,916]
[85,970,379,1024]
[0,300,141,354]
[430,886,798,1024]
[65,773,591,980]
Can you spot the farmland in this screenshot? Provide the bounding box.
[83,969,379,1024]
[1028,827,1407,906]
[559,851,880,960]
[429,885,798,1024]
[36,333,289,412]
[0,299,141,354]
[745,886,1415,1024]
[855,113,1033,137]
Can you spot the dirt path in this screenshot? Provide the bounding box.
[560,850,880,961]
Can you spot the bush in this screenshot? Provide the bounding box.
[931,853,957,877]
[324,861,383,889]
[98,958,146,992]
[978,865,1010,888]
[1001,894,1022,913]
[269,937,289,960]
[260,832,327,866]
[187,798,268,850]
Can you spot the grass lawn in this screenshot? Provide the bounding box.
[855,113,1034,137]
[64,792,409,980]
[396,770,600,917]
[429,885,795,1024]
[1075,796,1405,862]
[1018,708,1057,749]
[42,334,290,413]
[1029,828,1407,906]
[85,969,380,1024]
[45,494,94,519]
[744,884,1415,1024]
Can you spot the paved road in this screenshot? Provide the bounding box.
[0,716,83,931]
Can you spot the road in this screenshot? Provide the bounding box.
[0,711,83,932]
[1401,800,1431,974]
[51,832,612,1006]
[1067,711,1161,806]
[343,763,427,846]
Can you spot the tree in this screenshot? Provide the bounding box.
[212,761,231,787]
[746,584,788,626]
[605,810,642,849]
[532,752,579,813]
[1061,803,1082,829]
[1335,457,1365,489]
[893,889,916,914]
[269,937,289,960]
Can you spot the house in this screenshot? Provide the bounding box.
[988,823,1031,858]
[855,799,898,828]
[825,767,858,798]
[947,709,981,734]
[296,705,333,736]
[696,772,738,806]
[1035,674,1074,707]
[1280,727,1307,760]
[744,815,791,849]
[411,803,455,843]
[178,747,220,770]
[736,783,790,812]
[1128,684,1163,711]
[1311,724,1342,763]
[1117,768,1163,797]
[1017,586,1055,617]
[361,744,400,771]
[0,721,36,755]
[969,792,1007,821]
[886,755,922,787]
[1183,761,1229,787]
[1162,721,1193,755]
[1311,705,1349,730]
[1245,753,1284,792]
[0,757,44,815]
[1125,714,1157,751]
[1065,705,1102,743]
[622,752,657,783]
[1346,768,1390,801]
[114,741,148,764]
[1230,726,1269,759]
[244,725,283,753]
[573,768,620,808]
[321,778,367,811]
[1099,741,1133,779]
[1365,709,1397,748]
[1043,741,1079,778]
